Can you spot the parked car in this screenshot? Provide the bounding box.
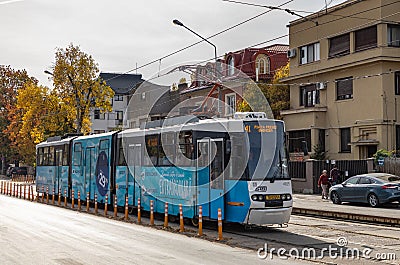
[329,173,400,207]
[6,166,28,177]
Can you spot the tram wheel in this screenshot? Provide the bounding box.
[191,217,199,227]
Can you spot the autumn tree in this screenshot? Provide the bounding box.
[49,43,114,135]
[0,65,37,168]
[237,63,290,119]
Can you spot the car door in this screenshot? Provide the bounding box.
[354,176,372,202]
[340,177,360,202]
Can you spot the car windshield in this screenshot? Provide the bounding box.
[374,174,400,183]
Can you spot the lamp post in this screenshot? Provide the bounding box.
[173,19,221,115]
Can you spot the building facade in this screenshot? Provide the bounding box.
[281,0,400,160]
[90,73,143,133]
[180,44,289,117]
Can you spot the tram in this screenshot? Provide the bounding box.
[35,113,292,226]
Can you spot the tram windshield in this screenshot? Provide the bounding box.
[245,121,289,181]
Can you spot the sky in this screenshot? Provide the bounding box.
[0,0,347,88]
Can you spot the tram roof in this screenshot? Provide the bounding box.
[36,135,78,148]
[119,117,282,138]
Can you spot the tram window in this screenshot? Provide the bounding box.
[55,148,63,166]
[177,131,194,166]
[226,133,248,180]
[43,147,49,165]
[63,144,69,166]
[38,148,44,166]
[145,135,158,166]
[160,132,175,166]
[48,146,55,166]
[117,139,126,166]
[73,143,82,166]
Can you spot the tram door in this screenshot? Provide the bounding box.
[84,147,96,199]
[128,144,141,206]
[197,138,224,220]
[55,148,63,195]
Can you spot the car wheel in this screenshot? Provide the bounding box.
[331,191,341,204]
[368,193,379,207]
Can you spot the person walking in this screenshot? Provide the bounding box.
[318,170,329,200]
[330,165,340,185]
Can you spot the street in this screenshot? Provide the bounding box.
[0,195,312,265]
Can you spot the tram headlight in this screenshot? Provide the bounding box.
[281,194,287,200]
[251,195,258,201]
[258,195,264,201]
[286,194,292,200]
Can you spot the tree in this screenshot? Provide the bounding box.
[0,65,37,167]
[237,63,290,120]
[49,43,114,134]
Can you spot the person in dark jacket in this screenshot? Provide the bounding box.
[330,165,340,185]
[318,170,329,200]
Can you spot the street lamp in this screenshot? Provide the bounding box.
[173,19,221,115]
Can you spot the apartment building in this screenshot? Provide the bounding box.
[90,73,143,133]
[281,0,400,160]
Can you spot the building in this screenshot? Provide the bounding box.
[281,0,400,160]
[90,73,143,133]
[180,44,289,117]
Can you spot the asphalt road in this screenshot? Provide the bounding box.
[0,195,311,265]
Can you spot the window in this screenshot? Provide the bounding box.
[145,135,158,166]
[73,143,82,166]
[340,128,351,153]
[336,77,353,100]
[355,26,377,51]
[329,33,350,57]
[116,111,123,121]
[114,95,124,101]
[225,94,236,115]
[177,131,194,166]
[300,42,320,64]
[300,84,319,107]
[388,24,400,47]
[288,130,311,153]
[227,56,235,76]
[395,71,400,95]
[94,109,105,120]
[256,54,270,74]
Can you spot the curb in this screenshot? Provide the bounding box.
[292,207,400,226]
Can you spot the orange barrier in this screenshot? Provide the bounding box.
[114,195,118,218]
[71,190,75,209]
[64,189,67,207]
[52,188,55,205]
[137,198,141,224]
[179,204,184,232]
[94,193,98,215]
[78,190,81,211]
[164,202,169,228]
[124,195,129,221]
[104,194,108,216]
[58,188,61,206]
[150,200,154,226]
[41,185,44,203]
[46,186,49,204]
[198,206,203,236]
[86,192,90,212]
[217,208,223,240]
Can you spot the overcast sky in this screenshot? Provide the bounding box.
[0,0,347,87]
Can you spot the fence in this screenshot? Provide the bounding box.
[289,159,372,194]
[377,157,400,176]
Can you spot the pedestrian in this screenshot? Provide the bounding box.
[330,165,340,186]
[318,170,329,200]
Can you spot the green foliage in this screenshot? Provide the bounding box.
[373,149,392,162]
[50,43,114,134]
[310,144,328,160]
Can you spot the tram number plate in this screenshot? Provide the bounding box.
[265,195,281,200]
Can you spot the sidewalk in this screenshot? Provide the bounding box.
[292,193,400,225]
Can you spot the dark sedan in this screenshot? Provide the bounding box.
[329,173,400,207]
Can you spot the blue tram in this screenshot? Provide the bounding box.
[36,113,292,226]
